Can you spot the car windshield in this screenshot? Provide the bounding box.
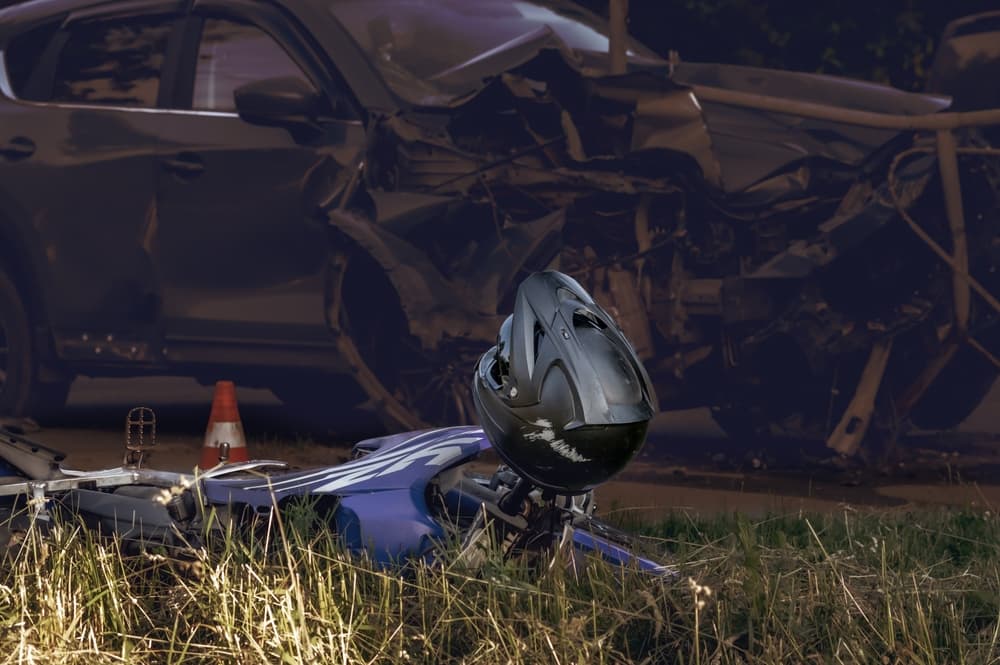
[329,0,661,104]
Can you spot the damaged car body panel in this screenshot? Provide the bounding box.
[325,19,996,441]
[0,0,997,455]
[671,61,952,193]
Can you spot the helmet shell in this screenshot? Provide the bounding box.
[472,271,657,493]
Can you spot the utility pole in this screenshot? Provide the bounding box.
[609,0,629,75]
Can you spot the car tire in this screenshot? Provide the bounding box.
[0,266,70,421]
[909,347,999,431]
[326,248,481,433]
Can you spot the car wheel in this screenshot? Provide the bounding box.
[0,266,71,421]
[326,249,480,432]
[909,347,999,430]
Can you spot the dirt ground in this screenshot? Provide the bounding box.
[5,376,1000,522]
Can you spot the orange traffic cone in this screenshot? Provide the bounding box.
[199,381,250,469]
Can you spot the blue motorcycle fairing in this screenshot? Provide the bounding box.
[351,426,493,457]
[202,427,489,564]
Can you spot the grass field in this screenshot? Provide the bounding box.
[1,505,998,664]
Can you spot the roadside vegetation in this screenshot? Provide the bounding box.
[1,505,998,664]
[574,0,1000,92]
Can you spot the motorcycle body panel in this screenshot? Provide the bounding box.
[202,426,489,564]
[0,425,669,573]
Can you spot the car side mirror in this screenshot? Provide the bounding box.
[234,76,325,128]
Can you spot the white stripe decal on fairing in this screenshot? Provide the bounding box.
[311,439,472,493]
[242,428,470,490]
[240,430,484,492]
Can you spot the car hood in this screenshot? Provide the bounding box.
[390,38,951,197]
[671,62,952,192]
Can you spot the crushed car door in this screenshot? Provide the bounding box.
[152,6,365,354]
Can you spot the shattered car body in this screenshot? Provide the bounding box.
[320,3,1000,451]
[0,0,997,455]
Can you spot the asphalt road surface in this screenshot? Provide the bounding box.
[9,375,1000,520]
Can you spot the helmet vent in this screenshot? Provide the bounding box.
[573,309,607,330]
[490,355,506,385]
[533,322,545,361]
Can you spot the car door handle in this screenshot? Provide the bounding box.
[161,152,205,178]
[0,136,35,161]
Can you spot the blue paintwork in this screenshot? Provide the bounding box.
[1,424,670,573]
[352,426,493,456]
[202,426,489,564]
[201,425,672,573]
[571,528,674,575]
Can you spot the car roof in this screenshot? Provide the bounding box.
[0,0,333,37]
[0,0,180,41]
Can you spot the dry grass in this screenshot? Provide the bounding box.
[1,503,998,664]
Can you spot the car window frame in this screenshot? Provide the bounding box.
[172,0,362,123]
[14,1,188,110]
[179,14,321,114]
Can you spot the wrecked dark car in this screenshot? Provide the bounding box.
[0,0,997,456]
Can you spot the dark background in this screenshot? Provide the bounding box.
[574,0,1000,91]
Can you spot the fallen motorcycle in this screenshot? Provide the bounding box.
[0,422,671,576]
[0,272,672,577]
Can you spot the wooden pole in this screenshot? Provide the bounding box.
[609,0,628,75]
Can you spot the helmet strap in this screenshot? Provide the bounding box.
[498,476,534,516]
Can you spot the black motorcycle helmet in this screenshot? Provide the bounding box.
[472,271,658,494]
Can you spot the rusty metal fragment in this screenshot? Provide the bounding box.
[826,339,893,457]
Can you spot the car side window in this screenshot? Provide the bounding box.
[193,18,316,112]
[52,16,174,107]
[4,22,61,100]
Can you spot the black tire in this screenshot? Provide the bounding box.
[328,249,481,433]
[0,266,70,421]
[909,347,998,431]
